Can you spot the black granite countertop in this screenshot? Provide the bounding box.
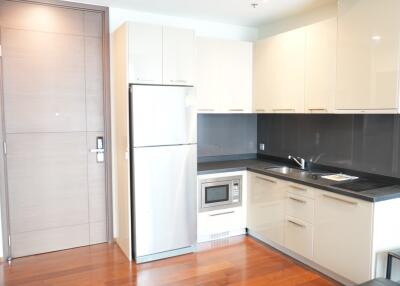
[198,157,400,202]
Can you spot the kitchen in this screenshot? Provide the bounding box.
[0,0,400,285]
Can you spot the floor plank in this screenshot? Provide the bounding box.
[0,236,341,286]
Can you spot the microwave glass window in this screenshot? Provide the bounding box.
[205,185,229,204]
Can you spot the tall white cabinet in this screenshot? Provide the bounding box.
[196,37,252,113]
[336,0,400,113]
[112,22,195,260]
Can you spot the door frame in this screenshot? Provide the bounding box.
[0,0,113,260]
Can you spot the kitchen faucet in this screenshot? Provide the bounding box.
[288,155,307,170]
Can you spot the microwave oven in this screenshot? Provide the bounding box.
[199,175,242,212]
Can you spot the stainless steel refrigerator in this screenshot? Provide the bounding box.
[129,85,197,263]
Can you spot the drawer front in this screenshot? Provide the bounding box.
[287,182,315,199]
[286,193,315,224]
[284,216,313,259]
[198,208,245,238]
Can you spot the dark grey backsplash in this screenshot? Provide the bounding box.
[198,114,257,159]
[258,114,400,178]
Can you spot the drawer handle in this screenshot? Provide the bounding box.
[287,219,306,228]
[288,196,306,204]
[273,109,295,112]
[289,185,307,192]
[209,211,234,217]
[229,109,244,112]
[308,108,327,111]
[323,194,358,205]
[256,176,277,184]
[255,109,265,112]
[198,108,215,112]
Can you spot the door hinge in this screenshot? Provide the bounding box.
[3,141,6,155]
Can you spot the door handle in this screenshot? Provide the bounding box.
[90,137,104,163]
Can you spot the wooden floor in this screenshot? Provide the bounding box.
[0,236,340,286]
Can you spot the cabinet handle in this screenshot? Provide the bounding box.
[288,196,306,204]
[136,78,155,83]
[289,185,307,192]
[229,109,244,112]
[209,211,234,217]
[198,108,215,112]
[255,109,265,112]
[256,176,277,184]
[273,109,295,112]
[287,219,306,228]
[308,108,327,111]
[323,194,358,205]
[170,79,187,84]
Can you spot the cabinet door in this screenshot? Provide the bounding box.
[219,40,252,113]
[195,37,221,113]
[247,173,285,245]
[254,29,305,113]
[336,0,400,111]
[163,27,194,86]
[305,18,337,114]
[253,38,276,113]
[314,191,373,284]
[128,23,162,84]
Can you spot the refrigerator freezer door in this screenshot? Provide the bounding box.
[131,85,196,147]
[133,144,197,258]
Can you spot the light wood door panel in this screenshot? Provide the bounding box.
[11,224,90,258]
[2,28,86,133]
[85,37,104,132]
[0,1,84,35]
[0,1,108,258]
[7,133,89,235]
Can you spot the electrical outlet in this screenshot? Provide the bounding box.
[259,143,265,151]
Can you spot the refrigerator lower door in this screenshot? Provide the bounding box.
[133,144,197,262]
[131,85,196,147]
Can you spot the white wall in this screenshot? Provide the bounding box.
[258,2,337,39]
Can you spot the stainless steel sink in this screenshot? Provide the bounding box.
[267,166,306,175]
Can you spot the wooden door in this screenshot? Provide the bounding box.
[0,0,108,258]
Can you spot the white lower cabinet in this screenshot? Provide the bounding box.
[247,171,378,285]
[285,216,314,260]
[314,190,373,284]
[247,173,286,245]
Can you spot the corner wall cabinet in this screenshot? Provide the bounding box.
[336,0,400,113]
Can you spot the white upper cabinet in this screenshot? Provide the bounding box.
[163,27,195,86]
[196,37,252,113]
[128,23,163,85]
[336,0,400,112]
[253,28,306,113]
[305,18,337,114]
[128,23,194,86]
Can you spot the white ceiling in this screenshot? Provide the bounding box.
[73,0,336,27]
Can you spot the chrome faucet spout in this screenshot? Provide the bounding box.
[288,155,306,170]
